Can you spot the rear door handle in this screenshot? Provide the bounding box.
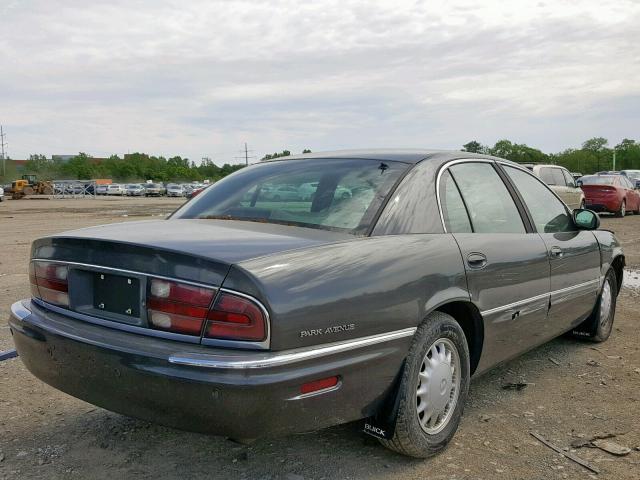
[550,246,563,258]
[466,252,487,269]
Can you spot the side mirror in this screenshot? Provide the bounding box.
[635,180,640,190]
[573,209,600,230]
[576,180,583,187]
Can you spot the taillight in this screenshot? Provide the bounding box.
[204,292,267,342]
[147,278,215,336]
[29,261,69,307]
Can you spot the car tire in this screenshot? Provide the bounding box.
[379,311,470,458]
[572,268,618,342]
[615,200,626,217]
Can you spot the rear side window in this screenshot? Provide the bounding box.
[539,168,555,185]
[440,170,472,233]
[503,166,573,233]
[551,168,566,186]
[449,162,525,234]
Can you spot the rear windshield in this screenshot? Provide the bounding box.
[580,176,615,185]
[172,158,409,234]
[622,170,640,180]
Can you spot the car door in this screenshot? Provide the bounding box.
[439,161,551,371]
[500,164,601,334]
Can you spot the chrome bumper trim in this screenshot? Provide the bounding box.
[168,327,417,370]
[10,300,32,321]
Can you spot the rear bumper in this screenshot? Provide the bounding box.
[9,300,410,439]
[585,198,620,213]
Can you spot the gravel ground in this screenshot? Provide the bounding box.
[1,198,639,480]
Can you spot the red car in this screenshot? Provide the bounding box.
[580,174,640,217]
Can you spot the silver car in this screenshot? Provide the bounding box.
[522,164,585,210]
[166,184,184,197]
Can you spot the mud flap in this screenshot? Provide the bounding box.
[362,362,404,440]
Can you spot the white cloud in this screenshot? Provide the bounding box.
[1,0,639,161]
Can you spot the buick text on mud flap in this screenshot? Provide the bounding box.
[363,421,392,439]
[299,323,355,338]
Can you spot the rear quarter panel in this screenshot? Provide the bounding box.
[231,234,469,351]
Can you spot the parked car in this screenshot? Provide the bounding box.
[522,164,585,209]
[10,150,623,458]
[106,184,125,196]
[187,185,207,199]
[620,170,640,189]
[0,185,4,202]
[578,174,640,217]
[263,184,302,201]
[144,183,165,196]
[126,184,145,196]
[96,184,109,195]
[166,184,184,197]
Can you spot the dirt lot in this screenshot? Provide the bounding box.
[1,198,639,480]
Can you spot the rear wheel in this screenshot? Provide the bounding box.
[615,200,626,217]
[379,312,470,458]
[572,269,617,342]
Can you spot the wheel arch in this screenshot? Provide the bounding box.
[433,301,484,375]
[610,254,625,294]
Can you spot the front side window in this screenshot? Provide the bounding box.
[503,166,573,233]
[562,169,576,188]
[173,158,408,234]
[440,170,472,233]
[448,162,525,233]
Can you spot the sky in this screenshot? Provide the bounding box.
[1,0,639,164]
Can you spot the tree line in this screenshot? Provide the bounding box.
[18,153,245,182]
[5,138,639,183]
[462,137,640,173]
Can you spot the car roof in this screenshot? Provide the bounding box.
[262,149,514,166]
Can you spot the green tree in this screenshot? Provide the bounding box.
[461,141,485,154]
[261,150,291,161]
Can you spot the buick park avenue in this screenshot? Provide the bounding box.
[9,150,623,458]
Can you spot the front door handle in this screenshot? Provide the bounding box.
[467,252,487,269]
[550,246,563,258]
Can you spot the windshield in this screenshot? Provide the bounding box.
[580,176,615,185]
[172,158,409,234]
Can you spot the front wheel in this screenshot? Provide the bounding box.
[379,312,470,458]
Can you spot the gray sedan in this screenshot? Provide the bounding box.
[8,150,623,458]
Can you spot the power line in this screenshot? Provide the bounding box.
[0,125,7,177]
[234,142,256,166]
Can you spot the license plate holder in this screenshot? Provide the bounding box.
[93,273,140,318]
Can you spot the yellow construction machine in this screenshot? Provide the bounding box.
[9,175,53,199]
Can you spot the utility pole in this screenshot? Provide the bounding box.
[0,125,7,177]
[235,143,255,166]
[612,151,616,171]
